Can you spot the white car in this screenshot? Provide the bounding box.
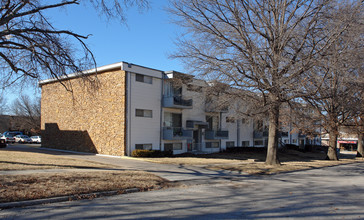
[14,135,32,143]
[1,134,15,143]
[30,136,41,144]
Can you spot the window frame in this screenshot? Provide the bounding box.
[242,141,250,147]
[135,144,152,150]
[135,109,153,118]
[135,73,153,84]
[206,141,220,148]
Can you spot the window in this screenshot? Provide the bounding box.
[254,140,264,146]
[135,144,152,150]
[135,74,152,84]
[164,112,182,128]
[206,142,219,148]
[226,141,235,148]
[136,109,152,118]
[292,139,297,143]
[242,118,247,124]
[242,141,250,147]
[206,115,219,131]
[254,120,263,131]
[226,117,235,123]
[164,143,182,151]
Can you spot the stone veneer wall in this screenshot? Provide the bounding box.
[41,69,126,156]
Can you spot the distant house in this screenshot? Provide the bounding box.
[40,62,313,156]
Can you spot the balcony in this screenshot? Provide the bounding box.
[253,130,269,138]
[163,96,193,109]
[205,130,229,140]
[163,127,193,140]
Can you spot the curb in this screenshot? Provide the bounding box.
[0,188,140,210]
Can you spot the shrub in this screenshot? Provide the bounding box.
[131,149,173,157]
[285,144,300,151]
[223,147,267,153]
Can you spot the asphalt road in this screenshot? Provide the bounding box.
[1,145,363,220]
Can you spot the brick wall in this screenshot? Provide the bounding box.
[41,69,126,156]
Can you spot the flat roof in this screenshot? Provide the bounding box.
[39,61,169,86]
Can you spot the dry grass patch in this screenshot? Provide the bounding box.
[0,148,114,170]
[141,149,363,175]
[208,158,363,175]
[0,171,175,203]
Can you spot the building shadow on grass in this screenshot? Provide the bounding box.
[41,123,98,154]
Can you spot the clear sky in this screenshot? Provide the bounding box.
[3,0,185,108]
[49,0,184,71]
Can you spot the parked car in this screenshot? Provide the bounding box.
[0,138,6,148]
[14,135,32,143]
[30,136,41,144]
[1,134,15,143]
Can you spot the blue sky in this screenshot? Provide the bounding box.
[3,0,184,107]
[50,0,184,71]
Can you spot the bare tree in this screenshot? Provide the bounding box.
[10,94,40,134]
[0,94,7,114]
[301,2,363,160]
[169,0,357,165]
[0,0,148,89]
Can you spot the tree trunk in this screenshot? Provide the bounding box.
[266,101,280,166]
[327,130,339,160]
[357,132,364,158]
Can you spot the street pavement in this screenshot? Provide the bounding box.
[1,145,364,219]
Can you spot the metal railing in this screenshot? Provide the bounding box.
[163,127,193,140]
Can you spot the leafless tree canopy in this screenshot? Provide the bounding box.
[0,0,148,89]
[10,94,40,134]
[169,0,361,164]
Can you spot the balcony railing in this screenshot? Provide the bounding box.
[163,96,193,109]
[163,127,193,140]
[205,130,229,139]
[253,130,269,138]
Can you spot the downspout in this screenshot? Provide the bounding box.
[237,119,240,147]
[160,72,164,151]
[128,72,132,156]
[124,71,129,156]
[219,111,222,151]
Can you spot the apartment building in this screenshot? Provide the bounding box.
[40,62,309,156]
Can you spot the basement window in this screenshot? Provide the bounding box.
[135,144,152,150]
[206,142,219,148]
[164,143,182,151]
[226,141,235,148]
[242,141,250,147]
